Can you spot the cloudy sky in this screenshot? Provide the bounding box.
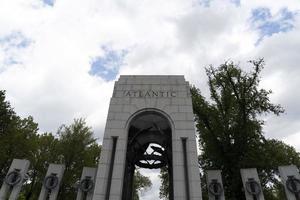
[1,0,300,199]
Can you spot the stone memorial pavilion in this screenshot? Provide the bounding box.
[92,75,202,200]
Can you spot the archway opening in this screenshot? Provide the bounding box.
[122,111,173,200]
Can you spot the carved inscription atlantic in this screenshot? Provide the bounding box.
[123,90,176,98]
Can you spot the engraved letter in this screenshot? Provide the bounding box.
[124,91,131,97]
[159,91,165,97]
[145,91,151,97]
[138,90,143,97]
[152,90,159,97]
[133,90,138,97]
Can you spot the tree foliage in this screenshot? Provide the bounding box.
[24,133,60,200]
[0,90,38,186]
[159,166,169,200]
[133,170,152,200]
[191,59,300,199]
[56,118,101,200]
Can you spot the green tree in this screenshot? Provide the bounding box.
[259,139,300,199]
[133,169,152,200]
[23,133,60,200]
[0,90,39,186]
[191,59,300,199]
[159,166,169,200]
[56,118,101,200]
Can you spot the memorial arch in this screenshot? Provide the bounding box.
[92,75,202,200]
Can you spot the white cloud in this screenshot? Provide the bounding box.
[253,14,300,150]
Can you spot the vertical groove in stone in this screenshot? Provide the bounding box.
[181,137,190,200]
[105,136,118,200]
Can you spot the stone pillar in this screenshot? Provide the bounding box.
[278,165,300,200]
[206,170,225,200]
[76,167,97,200]
[240,168,265,200]
[92,75,202,200]
[0,159,30,200]
[38,164,65,200]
